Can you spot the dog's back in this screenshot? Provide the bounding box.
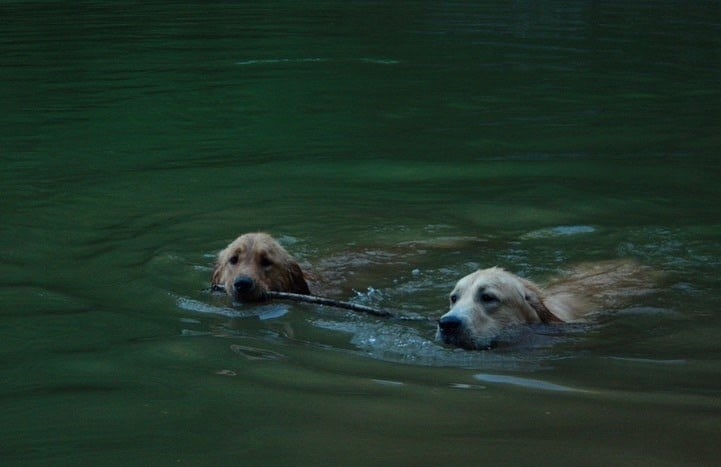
[545,259,659,315]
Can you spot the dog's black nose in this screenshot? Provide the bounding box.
[234,276,256,293]
[438,315,463,333]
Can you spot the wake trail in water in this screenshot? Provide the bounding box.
[235,57,399,66]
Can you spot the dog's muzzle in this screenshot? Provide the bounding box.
[436,315,465,347]
[438,315,463,334]
[232,276,268,301]
[436,315,496,350]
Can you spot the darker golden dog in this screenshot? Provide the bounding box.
[212,232,310,302]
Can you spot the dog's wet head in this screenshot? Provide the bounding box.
[211,233,310,302]
[436,268,547,350]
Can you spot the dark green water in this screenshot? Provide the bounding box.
[2,1,720,465]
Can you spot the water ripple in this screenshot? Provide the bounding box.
[473,373,586,393]
[235,57,399,66]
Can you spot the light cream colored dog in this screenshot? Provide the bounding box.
[437,260,657,350]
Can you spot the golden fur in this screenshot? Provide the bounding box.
[212,233,310,302]
[437,260,657,350]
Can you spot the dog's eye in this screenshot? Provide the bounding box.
[229,255,239,265]
[450,294,458,304]
[480,292,498,303]
[260,256,273,268]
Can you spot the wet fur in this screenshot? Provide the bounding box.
[212,233,310,302]
[437,260,657,350]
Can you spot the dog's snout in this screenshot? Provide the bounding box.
[438,315,463,333]
[234,276,256,292]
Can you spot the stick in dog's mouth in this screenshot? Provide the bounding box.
[208,284,397,318]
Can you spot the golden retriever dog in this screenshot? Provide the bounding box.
[212,233,310,302]
[437,260,657,350]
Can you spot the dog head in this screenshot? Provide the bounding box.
[211,232,310,302]
[436,267,561,350]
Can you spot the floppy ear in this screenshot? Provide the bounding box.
[522,280,563,324]
[287,262,311,295]
[211,263,223,286]
[211,247,228,287]
[211,251,226,287]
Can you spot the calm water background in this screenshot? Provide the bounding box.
[2,1,720,465]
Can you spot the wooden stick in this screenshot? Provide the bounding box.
[210,285,427,320]
[266,291,395,318]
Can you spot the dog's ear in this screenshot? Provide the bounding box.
[211,265,221,286]
[211,258,224,286]
[288,262,311,295]
[522,280,563,324]
[211,247,229,287]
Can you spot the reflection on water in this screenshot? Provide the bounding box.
[235,57,400,66]
[230,343,287,361]
[473,373,585,393]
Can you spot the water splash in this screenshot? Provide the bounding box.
[521,225,596,239]
[175,296,289,320]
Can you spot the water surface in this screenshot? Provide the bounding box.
[2,1,720,465]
